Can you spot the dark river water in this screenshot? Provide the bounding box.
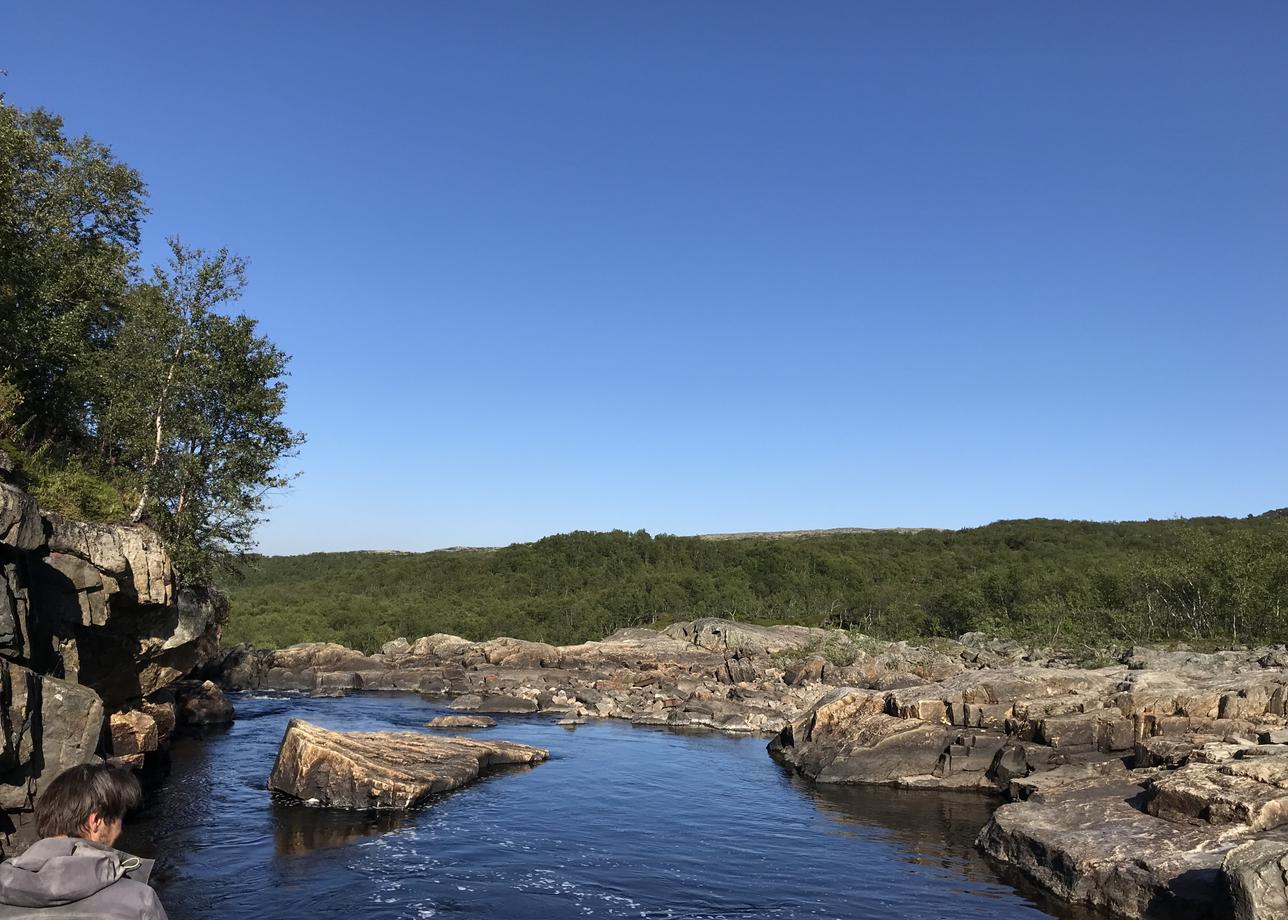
[120,692,1097,920]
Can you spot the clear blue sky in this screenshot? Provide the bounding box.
[5,2,1286,553]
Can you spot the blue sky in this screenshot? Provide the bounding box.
[5,2,1286,553]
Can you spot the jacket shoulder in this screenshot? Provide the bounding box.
[61,878,168,920]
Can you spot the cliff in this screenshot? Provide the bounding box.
[0,462,226,855]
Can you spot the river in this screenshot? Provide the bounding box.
[120,691,1098,920]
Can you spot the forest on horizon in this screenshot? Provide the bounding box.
[225,512,1288,654]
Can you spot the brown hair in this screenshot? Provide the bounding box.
[34,763,143,838]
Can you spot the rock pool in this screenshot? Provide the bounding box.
[122,692,1098,919]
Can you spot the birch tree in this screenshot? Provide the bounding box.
[127,238,246,523]
[98,240,302,581]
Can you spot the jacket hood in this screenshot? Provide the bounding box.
[0,838,149,909]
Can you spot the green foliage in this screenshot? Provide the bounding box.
[0,103,145,443]
[24,464,129,521]
[0,434,134,521]
[2,441,133,521]
[0,375,22,439]
[90,239,303,581]
[225,516,1288,653]
[0,98,301,581]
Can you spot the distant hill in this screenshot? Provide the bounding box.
[225,513,1288,653]
[695,527,935,541]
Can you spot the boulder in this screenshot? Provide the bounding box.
[174,680,235,726]
[480,637,561,669]
[217,643,266,690]
[0,484,44,552]
[446,690,541,714]
[109,709,158,757]
[662,617,823,657]
[0,661,104,854]
[267,718,547,809]
[768,688,954,784]
[267,642,382,673]
[717,655,763,684]
[425,715,496,729]
[408,633,477,659]
[1148,755,1288,831]
[381,637,412,656]
[1135,734,1219,768]
[140,700,176,748]
[1223,839,1288,920]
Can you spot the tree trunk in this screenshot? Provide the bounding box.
[130,351,181,524]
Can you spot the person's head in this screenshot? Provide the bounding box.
[34,763,143,847]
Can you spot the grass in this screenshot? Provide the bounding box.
[1,440,134,522]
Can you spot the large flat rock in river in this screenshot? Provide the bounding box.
[268,718,548,809]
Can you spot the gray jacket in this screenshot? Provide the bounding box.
[0,837,167,919]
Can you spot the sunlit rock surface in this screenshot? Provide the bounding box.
[979,753,1288,918]
[1223,838,1288,919]
[222,617,1288,917]
[268,718,547,809]
[425,715,496,729]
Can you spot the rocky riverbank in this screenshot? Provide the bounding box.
[224,622,1288,918]
[0,470,232,856]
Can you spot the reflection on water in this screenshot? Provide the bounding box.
[801,777,1001,865]
[120,692,1098,920]
[794,777,1107,920]
[272,801,406,855]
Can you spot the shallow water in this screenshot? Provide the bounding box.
[121,692,1096,920]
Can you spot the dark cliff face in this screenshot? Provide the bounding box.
[0,477,225,856]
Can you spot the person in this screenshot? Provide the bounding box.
[0,763,167,919]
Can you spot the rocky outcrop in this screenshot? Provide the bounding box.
[0,660,103,841]
[174,680,234,726]
[978,775,1242,918]
[209,643,267,690]
[0,479,230,856]
[978,749,1288,918]
[768,666,1135,790]
[660,618,822,657]
[769,688,955,784]
[235,618,997,736]
[1224,838,1288,919]
[425,715,496,729]
[222,618,1288,917]
[235,620,835,734]
[267,718,547,809]
[755,638,1288,916]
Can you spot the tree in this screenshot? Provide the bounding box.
[95,239,304,582]
[1,96,302,585]
[0,101,146,441]
[126,238,247,524]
